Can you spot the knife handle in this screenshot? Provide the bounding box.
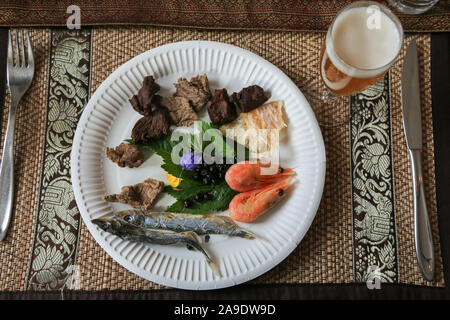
[409,149,435,281]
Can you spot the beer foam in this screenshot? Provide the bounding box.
[326,6,401,79]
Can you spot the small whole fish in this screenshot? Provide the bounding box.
[92,216,219,276]
[116,210,256,239]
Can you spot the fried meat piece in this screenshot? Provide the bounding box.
[131,108,170,144]
[206,88,237,126]
[154,95,198,127]
[103,177,165,210]
[230,85,268,113]
[174,74,211,112]
[129,76,160,115]
[106,143,144,168]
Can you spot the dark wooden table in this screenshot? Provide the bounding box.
[0,31,448,300]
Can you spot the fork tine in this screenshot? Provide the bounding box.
[26,32,34,69]
[7,30,13,67]
[20,30,26,67]
[14,31,20,67]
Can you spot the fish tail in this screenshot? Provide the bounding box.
[233,229,257,239]
[194,243,221,278]
[207,260,221,278]
[241,230,257,239]
[183,232,221,277]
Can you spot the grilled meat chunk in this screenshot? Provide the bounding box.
[103,177,165,210]
[106,143,144,168]
[230,85,268,113]
[174,74,211,112]
[154,95,198,127]
[131,108,170,144]
[206,88,237,125]
[129,76,160,115]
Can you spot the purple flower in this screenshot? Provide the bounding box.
[180,152,202,170]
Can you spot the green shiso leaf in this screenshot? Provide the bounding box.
[126,130,193,180]
[165,182,239,214]
[126,120,249,214]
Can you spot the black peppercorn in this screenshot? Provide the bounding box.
[203,193,212,200]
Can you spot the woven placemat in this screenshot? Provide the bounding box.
[0,0,449,32]
[0,27,444,291]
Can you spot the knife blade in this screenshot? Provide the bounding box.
[401,39,435,281]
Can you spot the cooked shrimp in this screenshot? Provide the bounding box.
[229,177,294,222]
[225,161,296,192]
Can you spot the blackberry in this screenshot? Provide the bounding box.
[183,200,192,208]
[204,193,213,201]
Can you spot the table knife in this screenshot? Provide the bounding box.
[401,39,434,281]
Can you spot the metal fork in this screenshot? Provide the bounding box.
[0,30,34,241]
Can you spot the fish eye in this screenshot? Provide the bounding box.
[124,215,133,222]
[99,221,111,230]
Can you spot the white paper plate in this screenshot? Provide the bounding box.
[71,41,326,290]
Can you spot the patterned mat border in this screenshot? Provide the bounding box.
[350,74,400,284]
[25,29,92,290]
[0,0,448,32]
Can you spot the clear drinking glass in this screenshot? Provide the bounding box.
[388,0,439,14]
[320,1,404,99]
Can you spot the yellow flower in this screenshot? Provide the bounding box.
[166,172,182,188]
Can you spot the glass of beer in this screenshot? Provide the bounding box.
[320,1,403,98]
